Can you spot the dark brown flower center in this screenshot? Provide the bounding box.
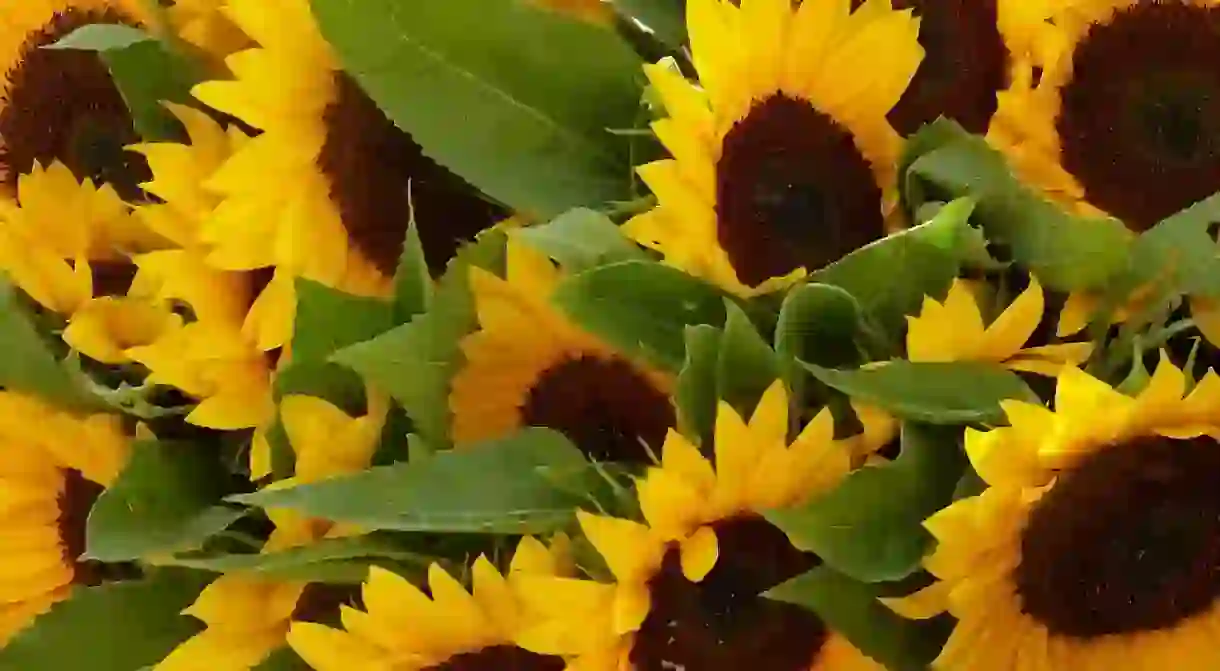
[715,94,885,288]
[519,355,674,466]
[629,515,827,670]
[91,259,137,297]
[58,468,136,585]
[316,73,508,278]
[0,8,151,201]
[879,0,1008,134]
[427,646,565,671]
[1016,434,1220,639]
[291,582,363,626]
[1056,1,1220,231]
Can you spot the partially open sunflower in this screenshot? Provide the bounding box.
[517,382,879,671]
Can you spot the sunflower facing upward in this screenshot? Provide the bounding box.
[624,0,923,297]
[517,381,882,670]
[191,0,508,350]
[449,239,675,465]
[887,355,1220,669]
[0,392,130,645]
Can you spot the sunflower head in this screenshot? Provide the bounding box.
[887,355,1220,669]
[624,0,923,297]
[192,0,504,350]
[0,160,160,316]
[286,536,574,670]
[0,391,129,643]
[128,103,251,250]
[450,240,675,463]
[517,381,877,670]
[989,0,1220,233]
[0,0,156,200]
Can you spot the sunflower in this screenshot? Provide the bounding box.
[905,276,1093,375]
[0,0,157,201]
[885,355,1220,669]
[623,0,923,297]
[286,536,574,670]
[153,391,389,670]
[987,0,1220,337]
[0,160,161,316]
[842,276,1092,462]
[517,381,882,670]
[866,0,1056,135]
[59,104,276,431]
[191,0,509,350]
[0,391,130,644]
[449,240,675,464]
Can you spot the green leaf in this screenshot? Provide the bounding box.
[231,428,591,534]
[48,24,201,141]
[767,424,965,582]
[157,535,435,584]
[0,569,210,671]
[332,231,507,447]
[311,0,644,218]
[674,325,721,446]
[0,281,103,412]
[512,208,647,271]
[86,440,245,562]
[716,301,780,417]
[292,280,395,364]
[552,260,729,370]
[775,283,865,370]
[812,211,966,339]
[393,220,433,324]
[901,119,1132,290]
[803,361,1038,425]
[767,566,947,671]
[613,0,687,48]
[1118,193,1220,300]
[48,23,149,49]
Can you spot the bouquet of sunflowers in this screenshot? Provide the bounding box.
[1,0,1219,668]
